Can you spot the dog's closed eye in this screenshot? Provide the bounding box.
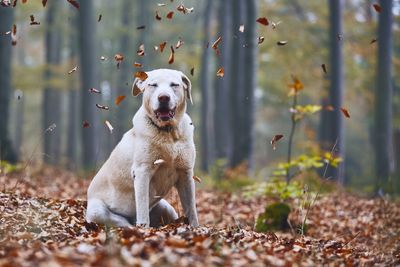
[149,83,158,87]
[170,82,179,87]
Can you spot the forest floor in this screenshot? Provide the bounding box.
[0,166,399,266]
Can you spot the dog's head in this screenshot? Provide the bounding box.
[132,69,192,127]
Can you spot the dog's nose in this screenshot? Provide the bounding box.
[158,94,170,103]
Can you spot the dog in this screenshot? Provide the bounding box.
[86,69,198,228]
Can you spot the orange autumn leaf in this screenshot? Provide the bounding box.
[211,36,222,50]
[115,95,126,106]
[168,46,174,64]
[159,41,167,52]
[288,75,303,94]
[193,175,202,183]
[270,134,284,150]
[134,71,148,81]
[216,67,224,77]
[372,3,381,12]
[133,62,142,68]
[166,11,174,19]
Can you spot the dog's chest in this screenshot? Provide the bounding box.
[151,137,193,170]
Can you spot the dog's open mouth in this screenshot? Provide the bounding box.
[155,107,176,121]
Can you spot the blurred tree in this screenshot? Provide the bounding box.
[374,0,394,193]
[0,6,17,163]
[199,0,214,172]
[67,9,79,170]
[114,0,134,144]
[228,0,257,170]
[78,0,99,169]
[214,0,231,163]
[43,0,63,165]
[319,0,345,183]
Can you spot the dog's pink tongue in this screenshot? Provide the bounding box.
[159,110,170,121]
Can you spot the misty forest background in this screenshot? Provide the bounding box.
[0,0,399,195]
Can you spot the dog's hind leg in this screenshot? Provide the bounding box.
[86,198,132,227]
[149,199,178,227]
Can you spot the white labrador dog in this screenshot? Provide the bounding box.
[86,69,198,228]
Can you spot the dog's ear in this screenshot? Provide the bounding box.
[132,78,145,97]
[180,72,193,104]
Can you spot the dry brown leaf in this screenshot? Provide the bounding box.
[157,3,166,7]
[175,38,184,49]
[133,62,142,68]
[136,25,145,30]
[82,121,90,128]
[168,46,174,64]
[277,41,287,46]
[211,36,222,50]
[321,64,327,74]
[370,38,377,44]
[67,0,79,9]
[193,175,201,183]
[372,3,381,12]
[68,66,77,74]
[134,71,148,81]
[11,24,17,46]
[159,41,167,52]
[325,105,335,111]
[29,15,40,25]
[137,44,145,56]
[114,54,124,62]
[98,14,102,22]
[288,75,303,93]
[216,67,224,77]
[115,95,126,106]
[256,17,269,26]
[190,67,194,76]
[166,11,174,19]
[340,107,350,118]
[257,36,265,44]
[239,24,245,32]
[176,4,186,14]
[270,134,284,150]
[155,11,162,20]
[42,0,47,7]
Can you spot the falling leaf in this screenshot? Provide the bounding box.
[177,4,186,14]
[239,24,245,32]
[256,17,269,26]
[104,120,113,133]
[277,41,287,46]
[166,11,174,19]
[271,21,281,30]
[157,3,166,7]
[190,67,194,76]
[321,64,327,74]
[29,15,40,25]
[370,38,377,44]
[42,0,47,7]
[211,36,222,50]
[134,71,148,81]
[155,11,162,20]
[154,45,159,51]
[168,46,174,64]
[88,88,101,94]
[159,41,167,52]
[270,134,284,150]
[154,159,165,165]
[257,36,265,44]
[100,56,107,61]
[82,121,90,128]
[11,24,17,46]
[67,0,79,9]
[325,105,335,111]
[133,62,142,68]
[98,14,102,22]
[137,44,145,56]
[372,3,381,12]
[288,75,303,94]
[96,104,109,110]
[193,175,202,183]
[175,38,184,49]
[114,54,124,62]
[136,25,145,30]
[340,108,350,118]
[115,95,126,105]
[68,66,77,74]
[216,67,224,77]
[186,7,194,13]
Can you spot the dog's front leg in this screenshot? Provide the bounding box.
[133,164,153,227]
[176,169,199,227]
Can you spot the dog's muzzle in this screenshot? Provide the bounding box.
[155,106,176,121]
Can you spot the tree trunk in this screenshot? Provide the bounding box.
[114,0,134,144]
[78,0,99,170]
[228,0,246,168]
[43,0,63,165]
[319,0,345,183]
[241,0,257,170]
[374,0,394,193]
[214,0,231,161]
[0,6,17,163]
[199,0,213,172]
